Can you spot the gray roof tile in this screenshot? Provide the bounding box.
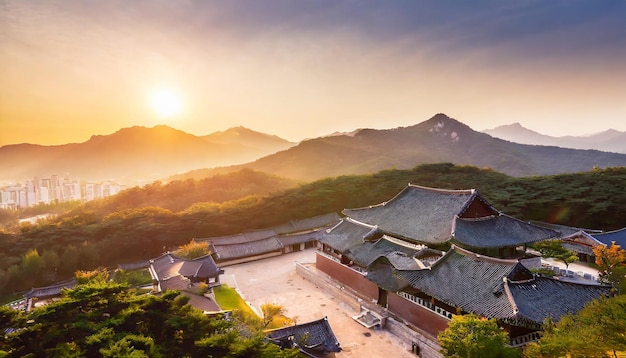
[452,214,560,248]
[267,317,341,354]
[508,277,612,324]
[212,237,283,260]
[398,246,611,325]
[343,184,488,244]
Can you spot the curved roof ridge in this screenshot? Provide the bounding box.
[382,235,426,251]
[502,279,520,316]
[343,183,475,214]
[563,230,606,247]
[344,216,378,229]
[453,245,520,265]
[407,183,475,195]
[342,184,414,212]
[594,226,626,236]
[454,214,499,222]
[325,218,345,233]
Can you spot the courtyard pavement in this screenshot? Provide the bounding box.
[220,249,417,357]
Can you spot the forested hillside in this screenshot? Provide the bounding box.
[1,164,625,295]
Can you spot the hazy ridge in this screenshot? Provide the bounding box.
[483,122,626,154]
[0,126,295,185]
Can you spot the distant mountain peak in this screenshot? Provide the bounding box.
[483,122,626,153]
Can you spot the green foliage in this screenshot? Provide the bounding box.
[532,240,579,269]
[75,268,109,284]
[112,269,153,287]
[438,314,520,358]
[0,281,298,357]
[175,240,211,259]
[525,295,626,357]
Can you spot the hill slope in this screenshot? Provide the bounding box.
[484,123,626,154]
[190,114,626,181]
[0,125,294,185]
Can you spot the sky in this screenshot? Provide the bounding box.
[1,0,626,146]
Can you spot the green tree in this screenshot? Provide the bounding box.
[438,314,520,358]
[21,249,43,276]
[532,240,579,270]
[175,240,211,259]
[525,295,626,357]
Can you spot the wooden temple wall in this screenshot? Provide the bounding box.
[387,292,450,338]
[315,253,379,301]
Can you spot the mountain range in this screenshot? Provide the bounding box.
[483,123,626,154]
[173,114,626,182]
[3,114,626,185]
[0,126,294,185]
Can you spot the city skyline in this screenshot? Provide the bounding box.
[2,1,626,146]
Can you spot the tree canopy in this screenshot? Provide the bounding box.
[532,240,579,269]
[438,314,520,358]
[0,273,299,357]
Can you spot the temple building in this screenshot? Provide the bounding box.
[317,184,612,349]
[267,317,342,357]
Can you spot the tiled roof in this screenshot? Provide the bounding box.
[530,221,603,237]
[273,213,342,234]
[366,260,410,292]
[178,254,221,278]
[397,246,611,325]
[452,214,560,248]
[150,253,222,291]
[346,236,421,267]
[203,230,276,245]
[150,253,185,281]
[384,251,423,270]
[507,277,611,324]
[24,279,77,299]
[266,317,341,354]
[276,231,321,246]
[399,247,518,320]
[117,259,151,270]
[343,184,485,244]
[212,237,283,260]
[592,227,626,248]
[561,231,605,255]
[319,218,373,253]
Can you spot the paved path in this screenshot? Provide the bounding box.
[221,249,416,357]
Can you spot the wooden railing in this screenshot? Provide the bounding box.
[510,331,542,347]
[398,292,453,320]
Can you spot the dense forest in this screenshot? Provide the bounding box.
[1,164,626,295]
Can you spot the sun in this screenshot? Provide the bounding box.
[149,88,183,118]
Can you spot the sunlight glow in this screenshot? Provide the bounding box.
[149,88,183,118]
